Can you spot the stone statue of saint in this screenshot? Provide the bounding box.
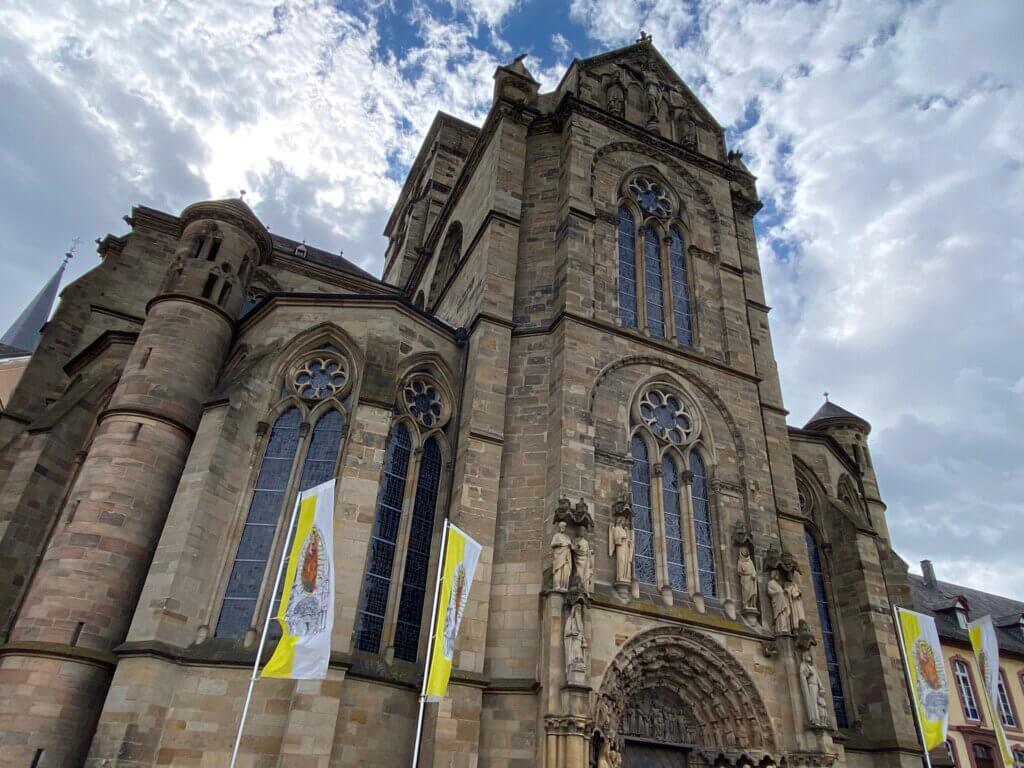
[607,85,624,117]
[551,521,572,591]
[677,110,697,148]
[564,600,587,674]
[609,516,634,584]
[800,651,828,727]
[645,79,664,124]
[737,545,758,611]
[597,738,621,768]
[573,535,594,595]
[767,569,792,633]
[786,574,807,628]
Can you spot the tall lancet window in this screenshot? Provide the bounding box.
[662,456,686,591]
[669,227,693,347]
[355,373,451,661]
[690,451,716,596]
[630,435,656,584]
[616,175,695,346]
[216,345,352,639]
[618,206,638,328]
[806,529,850,728]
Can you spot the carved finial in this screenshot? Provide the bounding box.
[823,391,830,402]
[637,30,652,44]
[239,189,247,201]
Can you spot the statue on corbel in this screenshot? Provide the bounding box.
[609,495,635,595]
[551,497,596,595]
[764,545,809,636]
[733,520,760,627]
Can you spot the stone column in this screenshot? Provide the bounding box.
[0,199,270,767]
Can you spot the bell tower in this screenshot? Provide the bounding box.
[0,199,272,767]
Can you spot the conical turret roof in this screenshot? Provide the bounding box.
[804,398,870,431]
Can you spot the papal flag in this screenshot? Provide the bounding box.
[424,521,482,701]
[969,616,1014,768]
[896,607,949,750]
[262,479,336,680]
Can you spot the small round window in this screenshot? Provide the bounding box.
[402,375,450,429]
[291,355,349,401]
[637,386,696,445]
[628,176,673,218]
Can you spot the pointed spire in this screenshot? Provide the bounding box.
[1,243,74,354]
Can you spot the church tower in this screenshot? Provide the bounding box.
[0,199,271,766]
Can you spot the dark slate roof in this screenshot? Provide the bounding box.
[804,399,869,430]
[0,342,30,360]
[270,234,379,283]
[907,573,1024,657]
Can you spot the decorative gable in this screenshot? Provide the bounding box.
[577,39,725,160]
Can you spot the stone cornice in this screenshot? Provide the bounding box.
[99,406,196,440]
[62,329,139,377]
[0,640,118,671]
[146,294,235,330]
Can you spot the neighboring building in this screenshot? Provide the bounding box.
[909,562,1024,768]
[0,345,30,412]
[0,39,929,768]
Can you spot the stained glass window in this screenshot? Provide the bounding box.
[618,206,638,328]
[217,407,301,638]
[631,436,656,584]
[355,424,412,653]
[393,437,442,661]
[806,530,850,727]
[644,228,665,338]
[241,288,266,317]
[669,227,692,347]
[269,409,345,638]
[690,452,715,596]
[662,457,686,591]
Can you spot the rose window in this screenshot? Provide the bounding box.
[628,176,673,218]
[638,388,695,445]
[403,376,448,429]
[291,356,348,401]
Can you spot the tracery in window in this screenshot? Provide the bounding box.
[637,386,696,446]
[616,174,694,347]
[291,355,350,401]
[954,659,981,721]
[241,287,267,317]
[806,529,850,728]
[662,457,686,591]
[354,371,451,661]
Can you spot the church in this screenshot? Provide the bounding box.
[0,38,931,767]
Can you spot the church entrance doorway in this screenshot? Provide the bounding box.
[622,739,689,767]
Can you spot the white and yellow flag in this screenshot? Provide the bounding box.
[969,616,1014,768]
[424,522,482,701]
[896,607,949,751]
[262,479,335,680]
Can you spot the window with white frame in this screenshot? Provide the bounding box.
[953,659,981,721]
[628,382,716,596]
[617,174,694,348]
[997,670,1016,728]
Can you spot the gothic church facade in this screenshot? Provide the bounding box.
[0,40,922,768]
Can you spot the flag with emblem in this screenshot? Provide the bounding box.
[895,607,949,751]
[424,521,482,701]
[262,479,335,680]
[969,616,1014,768]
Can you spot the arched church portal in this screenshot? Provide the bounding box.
[594,626,778,768]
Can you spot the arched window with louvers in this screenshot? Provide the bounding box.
[215,342,354,640]
[628,380,717,602]
[616,173,696,348]
[354,371,453,662]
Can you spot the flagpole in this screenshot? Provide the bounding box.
[229,491,304,768]
[892,605,934,768]
[412,518,451,768]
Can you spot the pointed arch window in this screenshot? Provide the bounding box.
[806,529,850,727]
[355,374,451,661]
[690,451,716,597]
[630,435,656,584]
[216,405,346,638]
[616,175,695,347]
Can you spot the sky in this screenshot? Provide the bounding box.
[1,0,1022,598]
